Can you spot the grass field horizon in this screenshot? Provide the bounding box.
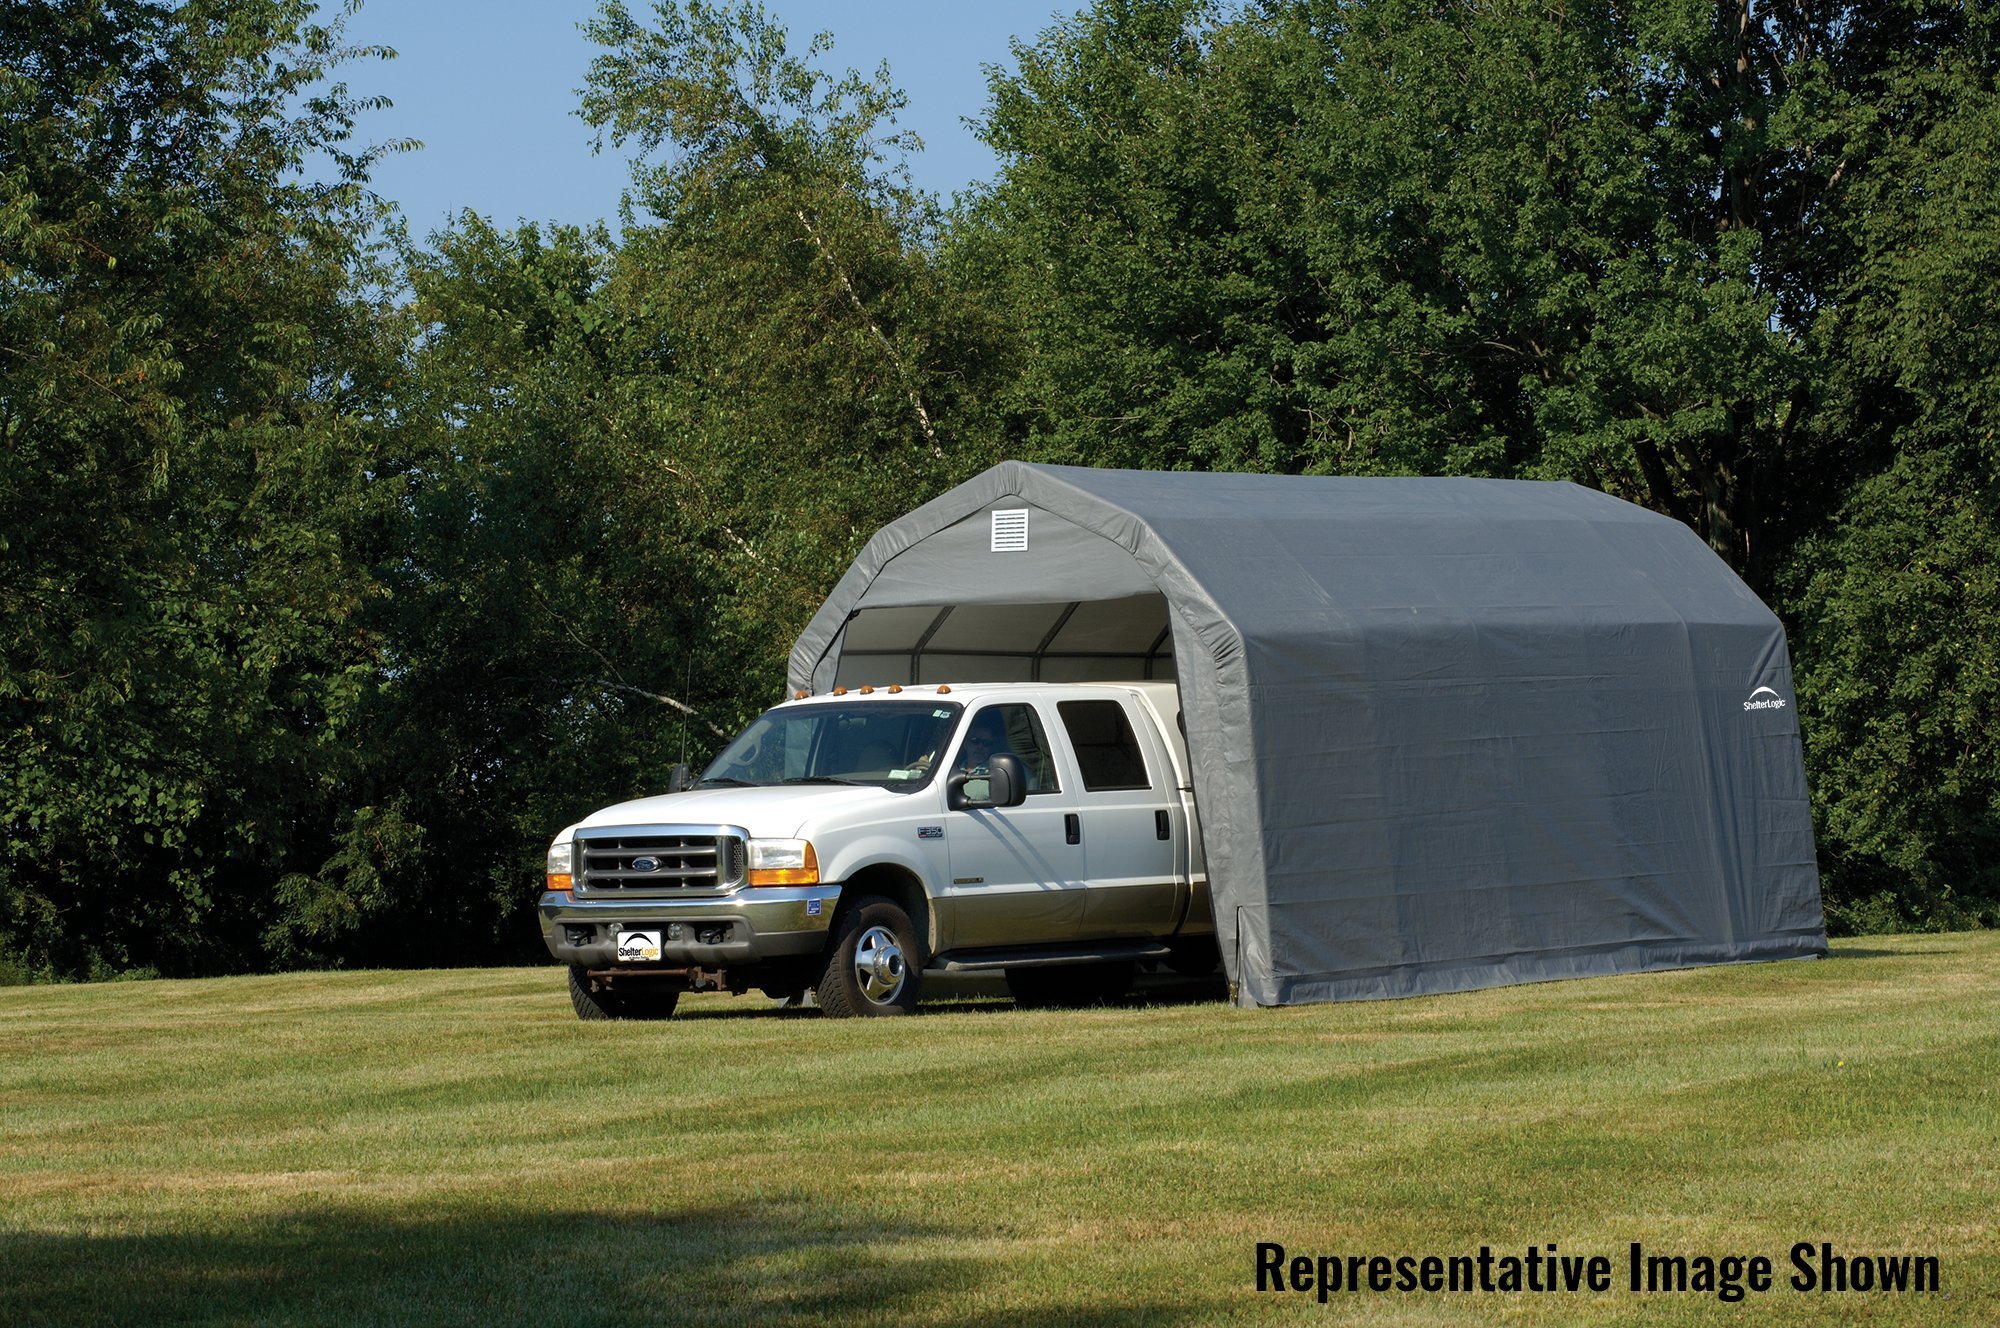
[3,934,1994,1325]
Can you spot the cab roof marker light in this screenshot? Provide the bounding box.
[936,684,951,694]
[887,685,903,693]
[859,685,875,694]
[832,687,847,696]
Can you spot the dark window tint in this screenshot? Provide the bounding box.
[1057,700,1152,791]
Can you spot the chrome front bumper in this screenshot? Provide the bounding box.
[538,884,842,969]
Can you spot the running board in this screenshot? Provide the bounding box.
[926,941,1172,973]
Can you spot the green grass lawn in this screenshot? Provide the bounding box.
[2,935,1995,1326]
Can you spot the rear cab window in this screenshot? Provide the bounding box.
[1056,699,1153,791]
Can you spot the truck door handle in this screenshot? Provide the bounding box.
[1065,813,1080,845]
[1156,810,1171,840]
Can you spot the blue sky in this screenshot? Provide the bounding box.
[332,1,1073,237]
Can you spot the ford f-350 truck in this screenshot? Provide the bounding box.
[538,681,1215,1018]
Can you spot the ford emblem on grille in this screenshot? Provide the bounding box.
[630,856,661,873]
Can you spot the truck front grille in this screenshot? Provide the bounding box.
[577,830,744,893]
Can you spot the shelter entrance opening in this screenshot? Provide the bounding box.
[832,593,1174,688]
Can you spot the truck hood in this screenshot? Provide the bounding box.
[572,783,906,839]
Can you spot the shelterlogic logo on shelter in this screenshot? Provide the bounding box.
[1743,687,1788,712]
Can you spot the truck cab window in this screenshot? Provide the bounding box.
[702,701,962,788]
[955,703,1061,793]
[1056,700,1152,791]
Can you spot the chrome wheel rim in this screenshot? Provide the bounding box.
[853,924,907,1004]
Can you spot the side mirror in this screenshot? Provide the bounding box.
[948,753,1028,810]
[987,753,1028,807]
[666,763,694,794]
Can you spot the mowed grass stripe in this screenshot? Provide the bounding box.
[1,935,1994,1326]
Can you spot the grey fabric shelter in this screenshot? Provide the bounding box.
[789,463,1826,1005]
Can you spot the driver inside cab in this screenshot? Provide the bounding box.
[956,714,1005,775]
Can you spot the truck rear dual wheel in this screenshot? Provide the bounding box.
[816,897,922,1017]
[568,965,681,1021]
[1006,961,1135,1009]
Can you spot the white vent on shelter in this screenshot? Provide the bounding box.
[990,509,1030,552]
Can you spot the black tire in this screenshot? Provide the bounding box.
[1006,961,1135,1009]
[568,966,681,1021]
[816,897,922,1017]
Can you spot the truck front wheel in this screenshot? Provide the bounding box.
[816,897,922,1017]
[568,966,681,1021]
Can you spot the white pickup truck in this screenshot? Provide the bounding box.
[538,681,1216,1018]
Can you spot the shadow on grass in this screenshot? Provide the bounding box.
[927,971,1228,1018]
[674,972,1229,1022]
[0,1201,1188,1328]
[668,1001,826,1021]
[1825,946,1950,959]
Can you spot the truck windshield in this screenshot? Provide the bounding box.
[700,700,964,790]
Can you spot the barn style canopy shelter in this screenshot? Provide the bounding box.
[789,463,1827,1005]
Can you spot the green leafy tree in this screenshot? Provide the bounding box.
[0,0,406,976]
[294,217,740,966]
[1787,444,2000,933]
[580,0,1009,657]
[958,0,1318,474]
[971,0,1844,575]
[1783,5,2000,929]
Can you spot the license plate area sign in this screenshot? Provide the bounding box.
[616,930,662,963]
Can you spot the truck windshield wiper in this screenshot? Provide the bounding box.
[780,776,862,786]
[696,776,759,788]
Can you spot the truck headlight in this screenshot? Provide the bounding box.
[546,840,574,893]
[745,838,818,887]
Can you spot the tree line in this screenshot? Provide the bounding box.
[3,0,1995,980]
